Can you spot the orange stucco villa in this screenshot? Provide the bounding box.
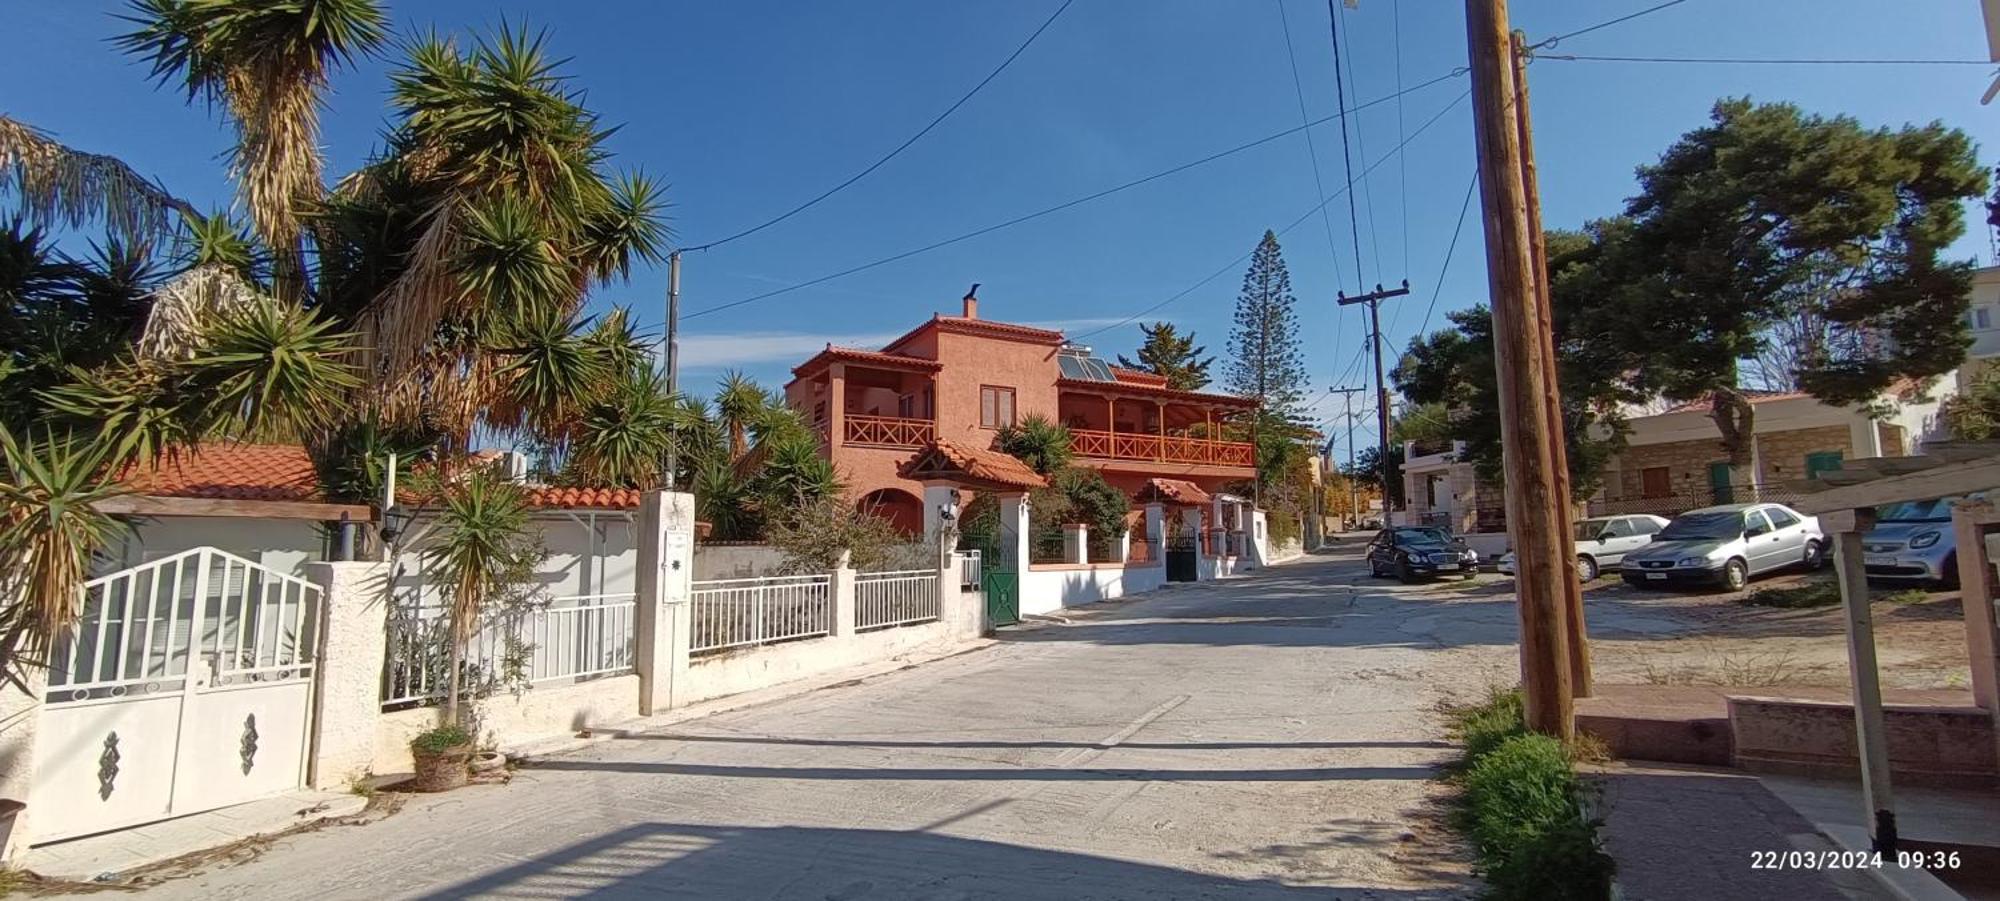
[783,291,1259,534]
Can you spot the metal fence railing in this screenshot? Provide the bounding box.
[689,574,832,654]
[854,570,940,631]
[382,592,636,709]
[958,550,983,589]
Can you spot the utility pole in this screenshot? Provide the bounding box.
[1328,385,1366,528]
[1337,282,1411,518]
[1511,30,1591,698]
[1466,0,1573,739]
[663,249,682,490]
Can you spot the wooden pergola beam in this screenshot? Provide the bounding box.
[96,495,375,522]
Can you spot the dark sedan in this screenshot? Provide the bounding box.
[1366,527,1478,583]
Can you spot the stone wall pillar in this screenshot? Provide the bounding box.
[305,561,392,790]
[636,491,696,716]
[832,551,857,638]
[998,492,1031,572]
[0,666,47,861]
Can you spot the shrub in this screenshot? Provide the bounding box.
[1457,734,1614,900]
[1740,580,1841,609]
[767,498,918,574]
[1446,687,1527,769]
[411,723,473,754]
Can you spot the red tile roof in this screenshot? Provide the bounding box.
[898,440,1049,490]
[1135,478,1212,506]
[881,313,1068,355]
[1110,367,1170,387]
[120,444,643,510]
[1661,390,1808,414]
[791,344,944,380]
[1055,377,1258,408]
[119,444,323,503]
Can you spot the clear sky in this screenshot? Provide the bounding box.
[6,1,1995,460]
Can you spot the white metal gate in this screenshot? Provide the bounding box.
[33,548,321,843]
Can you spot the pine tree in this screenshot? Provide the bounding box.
[1116,322,1215,390]
[1226,231,1309,417]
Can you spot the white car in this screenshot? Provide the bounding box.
[1497,514,1671,582]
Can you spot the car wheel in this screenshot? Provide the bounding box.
[1939,551,1960,591]
[1723,558,1749,592]
[1397,560,1417,584]
[1575,555,1599,583]
[1802,539,1826,571]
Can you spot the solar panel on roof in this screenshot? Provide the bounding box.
[1057,355,1090,380]
[1081,357,1115,382]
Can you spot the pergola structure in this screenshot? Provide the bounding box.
[1793,440,2000,853]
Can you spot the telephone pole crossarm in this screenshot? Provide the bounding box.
[1336,281,1413,522]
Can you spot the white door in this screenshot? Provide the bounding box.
[33,548,320,843]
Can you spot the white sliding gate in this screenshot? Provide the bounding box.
[33,548,321,842]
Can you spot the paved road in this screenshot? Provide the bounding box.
[120,546,1558,900]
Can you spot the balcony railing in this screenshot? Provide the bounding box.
[1070,428,1254,468]
[843,414,935,448]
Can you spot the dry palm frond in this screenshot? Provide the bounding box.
[0,428,130,686]
[0,114,194,244]
[137,263,266,360]
[361,197,461,377]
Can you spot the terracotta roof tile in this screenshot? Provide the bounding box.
[1110,367,1170,387]
[119,444,323,503]
[1661,389,1809,414]
[791,345,943,379]
[898,440,1049,490]
[525,486,645,510]
[1136,478,1212,506]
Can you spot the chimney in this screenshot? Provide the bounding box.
[962,282,980,319]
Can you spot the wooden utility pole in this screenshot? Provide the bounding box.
[1337,282,1412,511]
[1464,0,1573,739]
[1328,386,1367,528]
[1509,31,1592,698]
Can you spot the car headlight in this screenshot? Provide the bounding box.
[1676,556,1710,567]
[1909,531,1942,549]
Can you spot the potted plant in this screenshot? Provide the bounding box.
[409,723,474,792]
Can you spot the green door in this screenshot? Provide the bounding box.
[1708,462,1734,505]
[982,570,1019,628]
[1805,450,1844,482]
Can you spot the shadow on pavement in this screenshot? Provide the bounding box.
[416,822,1467,900]
[622,734,1453,751]
[523,760,1438,782]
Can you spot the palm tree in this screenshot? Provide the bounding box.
[0,114,195,244]
[996,414,1073,476]
[0,429,131,686]
[119,0,389,300]
[421,466,536,726]
[714,371,769,461]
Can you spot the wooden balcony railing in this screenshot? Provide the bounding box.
[843,414,935,448]
[1070,428,1254,468]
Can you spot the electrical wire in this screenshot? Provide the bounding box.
[1526,0,1691,51]
[1067,88,1470,342]
[1392,0,1410,279]
[1536,54,1992,66]
[682,0,1074,252]
[1410,168,1480,338]
[1276,0,1347,301]
[1335,0,1386,283]
[1325,0,1369,294]
[686,70,1468,321]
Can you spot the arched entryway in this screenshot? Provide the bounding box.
[857,488,924,536]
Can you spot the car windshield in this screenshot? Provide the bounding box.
[1395,528,1448,546]
[1875,499,1954,523]
[1658,511,1744,541]
[1574,520,1609,541]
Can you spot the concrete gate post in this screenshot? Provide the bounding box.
[0,664,47,861]
[636,491,696,716]
[304,561,392,791]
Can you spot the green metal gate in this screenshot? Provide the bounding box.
[982,569,1019,627]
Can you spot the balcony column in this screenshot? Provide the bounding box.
[1106,397,1115,444]
[1155,401,1166,461]
[828,362,847,448]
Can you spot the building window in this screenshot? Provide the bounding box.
[1640,467,1671,499]
[897,394,915,418]
[980,386,1016,428]
[1970,307,1993,330]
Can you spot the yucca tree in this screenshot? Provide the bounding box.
[420,466,536,726]
[119,0,389,300]
[0,429,131,687]
[0,114,194,244]
[996,414,1073,476]
[714,371,769,461]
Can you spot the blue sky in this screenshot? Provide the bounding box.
[6,1,1996,459]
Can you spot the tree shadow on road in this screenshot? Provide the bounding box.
[413,821,1471,900]
[620,733,1452,752]
[523,759,1440,783]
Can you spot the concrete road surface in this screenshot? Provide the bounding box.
[103,546,1600,900]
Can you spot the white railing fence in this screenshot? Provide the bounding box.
[690,574,832,654]
[958,549,983,589]
[855,570,940,631]
[382,592,636,709]
[50,547,321,703]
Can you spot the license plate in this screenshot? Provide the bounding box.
[1864,555,1893,567]
[1645,573,1667,580]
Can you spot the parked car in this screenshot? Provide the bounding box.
[1367,526,1479,582]
[1862,497,1964,588]
[1498,514,1670,581]
[1619,503,1825,591]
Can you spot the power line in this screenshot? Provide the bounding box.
[1392,0,1410,279]
[687,70,1468,321]
[682,0,1074,252]
[1275,0,1347,301]
[1537,54,1993,66]
[1068,88,1469,342]
[1335,0,1386,283]
[1527,0,1691,50]
[1411,168,1481,338]
[1325,0,1369,294]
